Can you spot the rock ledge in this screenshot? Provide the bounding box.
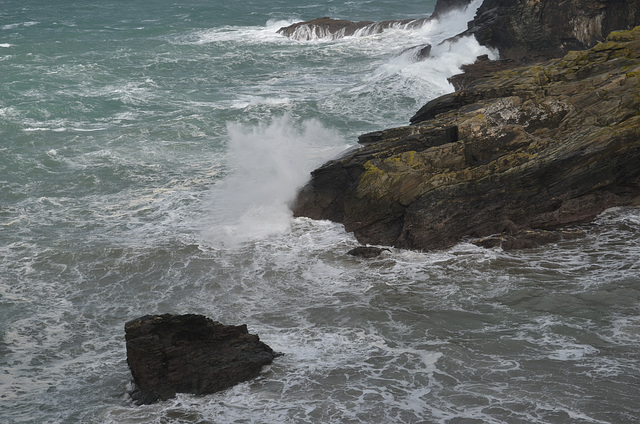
[292,27,640,251]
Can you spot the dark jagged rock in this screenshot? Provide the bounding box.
[448,55,519,90]
[276,17,377,40]
[470,229,585,250]
[448,0,640,93]
[464,0,640,62]
[347,246,391,258]
[292,27,640,251]
[276,16,421,41]
[400,44,433,61]
[125,314,279,405]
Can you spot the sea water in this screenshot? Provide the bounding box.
[1,1,639,423]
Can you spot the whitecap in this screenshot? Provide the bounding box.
[547,344,599,361]
[2,21,39,30]
[176,20,296,46]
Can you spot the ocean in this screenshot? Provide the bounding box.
[1,0,639,423]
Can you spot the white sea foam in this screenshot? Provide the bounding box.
[168,1,494,135]
[428,0,484,35]
[177,20,297,45]
[4,1,640,423]
[601,316,640,345]
[200,115,347,248]
[548,344,599,361]
[363,34,498,106]
[302,2,496,123]
[282,0,482,42]
[2,21,39,30]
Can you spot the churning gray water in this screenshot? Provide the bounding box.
[1,1,639,423]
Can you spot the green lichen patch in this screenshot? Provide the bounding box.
[607,26,640,42]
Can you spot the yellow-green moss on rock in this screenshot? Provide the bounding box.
[292,24,640,251]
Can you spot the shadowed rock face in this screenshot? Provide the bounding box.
[125,314,278,405]
[449,0,640,89]
[292,27,640,251]
[464,0,640,62]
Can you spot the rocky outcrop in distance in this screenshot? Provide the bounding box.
[276,17,413,41]
[125,314,279,405]
[276,0,475,41]
[292,27,640,251]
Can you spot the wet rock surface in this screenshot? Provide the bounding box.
[292,27,640,251]
[464,0,640,62]
[347,246,391,258]
[450,0,640,91]
[276,0,475,41]
[125,314,279,405]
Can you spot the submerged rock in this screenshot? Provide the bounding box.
[400,44,433,61]
[470,229,586,250]
[125,314,279,405]
[347,246,391,258]
[292,27,640,251]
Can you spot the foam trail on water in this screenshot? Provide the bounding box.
[201,115,346,248]
[179,19,298,46]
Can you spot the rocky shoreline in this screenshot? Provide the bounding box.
[289,0,640,251]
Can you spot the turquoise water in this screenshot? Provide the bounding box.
[2,1,640,423]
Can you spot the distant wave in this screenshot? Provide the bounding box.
[277,17,418,41]
[277,0,482,41]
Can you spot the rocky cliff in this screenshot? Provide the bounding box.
[465,0,640,62]
[451,0,640,88]
[292,26,640,250]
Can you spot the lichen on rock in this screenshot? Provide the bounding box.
[292,26,640,251]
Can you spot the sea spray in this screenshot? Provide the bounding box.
[3,1,640,423]
[280,0,483,42]
[365,34,498,108]
[201,115,346,247]
[199,0,498,248]
[314,1,497,119]
[363,0,497,96]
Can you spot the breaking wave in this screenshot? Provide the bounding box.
[279,0,482,41]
